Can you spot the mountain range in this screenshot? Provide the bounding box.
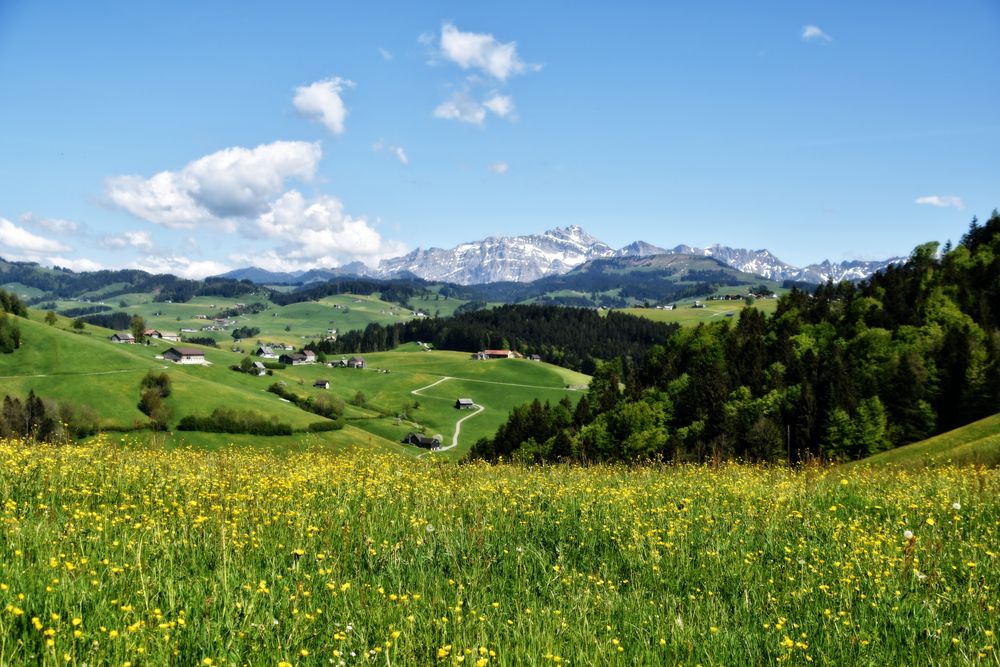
[219,225,904,286]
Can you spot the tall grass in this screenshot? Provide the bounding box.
[0,436,996,664]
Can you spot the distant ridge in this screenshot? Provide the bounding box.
[216,225,903,286]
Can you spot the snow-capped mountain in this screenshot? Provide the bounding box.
[218,226,904,286]
[374,225,616,284]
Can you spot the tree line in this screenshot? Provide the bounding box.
[470,211,1000,464]
[305,304,679,373]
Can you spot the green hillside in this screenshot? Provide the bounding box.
[618,298,779,326]
[859,412,1000,467]
[0,310,588,457]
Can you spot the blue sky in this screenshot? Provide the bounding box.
[1,1,997,277]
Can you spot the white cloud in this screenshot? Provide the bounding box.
[247,190,406,270]
[47,256,103,272]
[483,94,514,118]
[293,77,354,135]
[488,161,510,175]
[434,93,487,125]
[102,231,154,250]
[0,216,70,253]
[439,23,533,81]
[378,47,393,61]
[127,254,232,280]
[915,195,964,209]
[20,213,79,234]
[433,92,515,126]
[373,140,409,165]
[106,140,321,227]
[801,25,832,43]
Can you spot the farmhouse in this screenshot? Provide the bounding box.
[347,356,366,369]
[478,350,514,359]
[279,353,309,365]
[110,332,135,344]
[530,354,542,361]
[163,347,207,365]
[455,398,476,410]
[313,379,330,389]
[255,345,277,358]
[403,432,441,448]
[302,350,317,363]
[145,329,180,342]
[251,361,267,376]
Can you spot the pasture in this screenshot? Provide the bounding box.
[619,298,779,326]
[0,442,996,665]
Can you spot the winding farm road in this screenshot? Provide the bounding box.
[410,376,485,455]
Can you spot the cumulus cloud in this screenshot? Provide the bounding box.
[0,216,70,253]
[434,93,488,125]
[102,231,154,250]
[488,161,510,175]
[20,213,80,234]
[245,190,406,270]
[47,256,104,272]
[372,140,409,165]
[915,195,963,209]
[127,254,232,280]
[106,140,321,227]
[433,92,516,126]
[293,77,354,135]
[801,25,832,43]
[439,23,534,81]
[483,94,514,118]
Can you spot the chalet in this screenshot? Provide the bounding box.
[255,345,277,358]
[279,353,309,365]
[313,379,330,389]
[163,347,207,365]
[403,432,441,448]
[110,332,135,344]
[455,398,476,410]
[480,350,514,359]
[302,350,317,363]
[327,359,347,368]
[530,354,542,362]
[347,356,366,369]
[145,329,180,342]
[251,361,267,376]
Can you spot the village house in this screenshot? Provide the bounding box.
[313,379,330,389]
[251,361,267,376]
[145,329,180,342]
[455,398,475,410]
[530,354,542,361]
[347,356,366,369]
[403,432,441,448]
[279,352,309,365]
[110,332,135,344]
[302,350,317,363]
[255,345,277,358]
[163,347,207,365]
[475,350,514,359]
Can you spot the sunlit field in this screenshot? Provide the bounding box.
[1,437,997,665]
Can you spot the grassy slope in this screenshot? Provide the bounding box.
[265,348,587,459]
[0,312,589,456]
[618,298,779,326]
[860,412,1000,467]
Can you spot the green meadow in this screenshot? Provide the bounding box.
[618,297,779,326]
[0,310,587,458]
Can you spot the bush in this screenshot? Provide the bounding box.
[306,419,345,432]
[141,371,172,398]
[182,336,219,348]
[177,408,292,435]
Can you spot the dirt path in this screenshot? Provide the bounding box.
[410,376,485,456]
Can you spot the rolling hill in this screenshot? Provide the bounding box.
[859,412,1000,467]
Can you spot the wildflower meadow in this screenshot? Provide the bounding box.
[0,436,997,665]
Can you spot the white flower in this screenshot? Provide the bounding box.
[904,530,914,540]
[952,502,961,511]
[425,523,435,533]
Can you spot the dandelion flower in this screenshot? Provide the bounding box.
[904,530,914,540]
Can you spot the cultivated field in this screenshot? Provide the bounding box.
[0,440,996,665]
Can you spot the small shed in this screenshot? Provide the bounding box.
[252,361,267,376]
[347,356,366,369]
[404,433,441,448]
[455,398,476,410]
[111,332,135,344]
[313,379,330,389]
